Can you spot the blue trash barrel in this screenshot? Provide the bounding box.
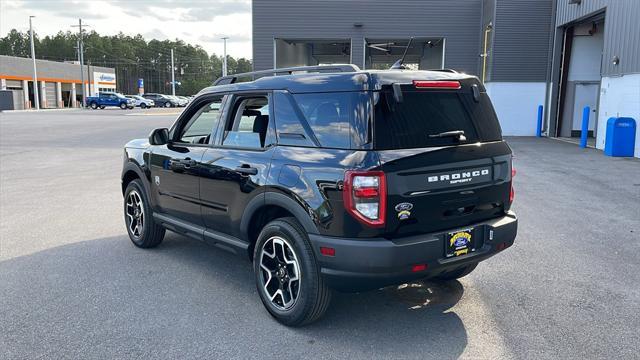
[604,117,636,157]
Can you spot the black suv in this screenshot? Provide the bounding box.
[121,65,517,326]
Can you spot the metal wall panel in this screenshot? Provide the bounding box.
[600,0,640,76]
[556,0,606,26]
[252,0,483,74]
[555,0,639,76]
[490,0,554,82]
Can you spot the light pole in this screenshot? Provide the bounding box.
[72,19,88,107]
[29,16,39,110]
[170,48,175,96]
[221,37,229,76]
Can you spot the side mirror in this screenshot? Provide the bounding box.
[149,128,169,145]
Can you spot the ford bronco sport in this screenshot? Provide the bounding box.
[121,64,517,326]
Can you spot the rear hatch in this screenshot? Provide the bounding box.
[373,78,513,237]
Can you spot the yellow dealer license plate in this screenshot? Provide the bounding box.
[446,228,474,258]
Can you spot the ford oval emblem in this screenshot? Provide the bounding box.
[394,202,413,212]
[454,238,468,247]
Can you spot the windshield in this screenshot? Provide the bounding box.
[372,87,502,149]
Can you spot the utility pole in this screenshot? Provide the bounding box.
[170,48,176,96]
[29,16,39,110]
[72,19,88,107]
[221,37,229,76]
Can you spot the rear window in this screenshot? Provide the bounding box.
[373,87,502,149]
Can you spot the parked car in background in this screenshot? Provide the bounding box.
[168,95,187,107]
[141,93,178,108]
[126,95,155,109]
[177,96,191,105]
[86,92,134,110]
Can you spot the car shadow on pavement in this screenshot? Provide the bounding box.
[0,233,468,358]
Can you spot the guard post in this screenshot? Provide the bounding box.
[580,106,590,148]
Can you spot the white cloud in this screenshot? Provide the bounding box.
[0,0,253,59]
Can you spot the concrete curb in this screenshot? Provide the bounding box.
[0,108,83,113]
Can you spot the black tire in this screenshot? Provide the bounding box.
[90,102,98,109]
[99,105,105,109]
[164,102,171,108]
[253,217,331,326]
[140,103,147,109]
[123,179,165,248]
[435,263,478,281]
[120,102,127,110]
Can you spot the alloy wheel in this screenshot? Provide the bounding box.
[125,190,144,239]
[259,236,301,310]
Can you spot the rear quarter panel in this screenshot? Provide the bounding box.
[266,146,382,238]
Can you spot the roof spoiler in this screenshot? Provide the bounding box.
[427,69,459,73]
[213,64,361,86]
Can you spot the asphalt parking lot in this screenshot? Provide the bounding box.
[1,108,639,359]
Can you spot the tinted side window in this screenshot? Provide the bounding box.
[273,92,315,147]
[176,98,223,144]
[222,96,273,149]
[292,92,369,149]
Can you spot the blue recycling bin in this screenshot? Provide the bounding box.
[604,117,636,157]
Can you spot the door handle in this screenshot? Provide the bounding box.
[235,165,258,175]
[168,159,185,172]
[169,158,196,172]
[181,159,196,168]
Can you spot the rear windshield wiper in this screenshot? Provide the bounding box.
[428,130,467,141]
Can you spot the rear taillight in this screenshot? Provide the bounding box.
[510,162,516,204]
[413,80,461,89]
[343,170,386,228]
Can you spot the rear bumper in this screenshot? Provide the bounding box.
[308,212,517,291]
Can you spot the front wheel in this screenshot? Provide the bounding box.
[140,103,147,109]
[253,217,331,326]
[124,179,165,248]
[120,102,127,110]
[164,102,171,108]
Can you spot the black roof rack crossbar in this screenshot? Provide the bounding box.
[213,64,361,86]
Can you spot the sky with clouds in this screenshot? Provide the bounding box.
[0,0,253,59]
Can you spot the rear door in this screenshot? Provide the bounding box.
[373,80,513,236]
[199,93,275,239]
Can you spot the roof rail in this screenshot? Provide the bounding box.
[428,68,459,73]
[213,64,361,86]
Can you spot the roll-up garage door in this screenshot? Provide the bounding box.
[12,90,24,110]
[45,82,56,108]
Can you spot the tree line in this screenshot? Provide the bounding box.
[0,29,252,95]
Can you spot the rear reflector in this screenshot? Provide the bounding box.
[320,247,335,257]
[412,264,428,272]
[510,161,516,203]
[413,80,461,89]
